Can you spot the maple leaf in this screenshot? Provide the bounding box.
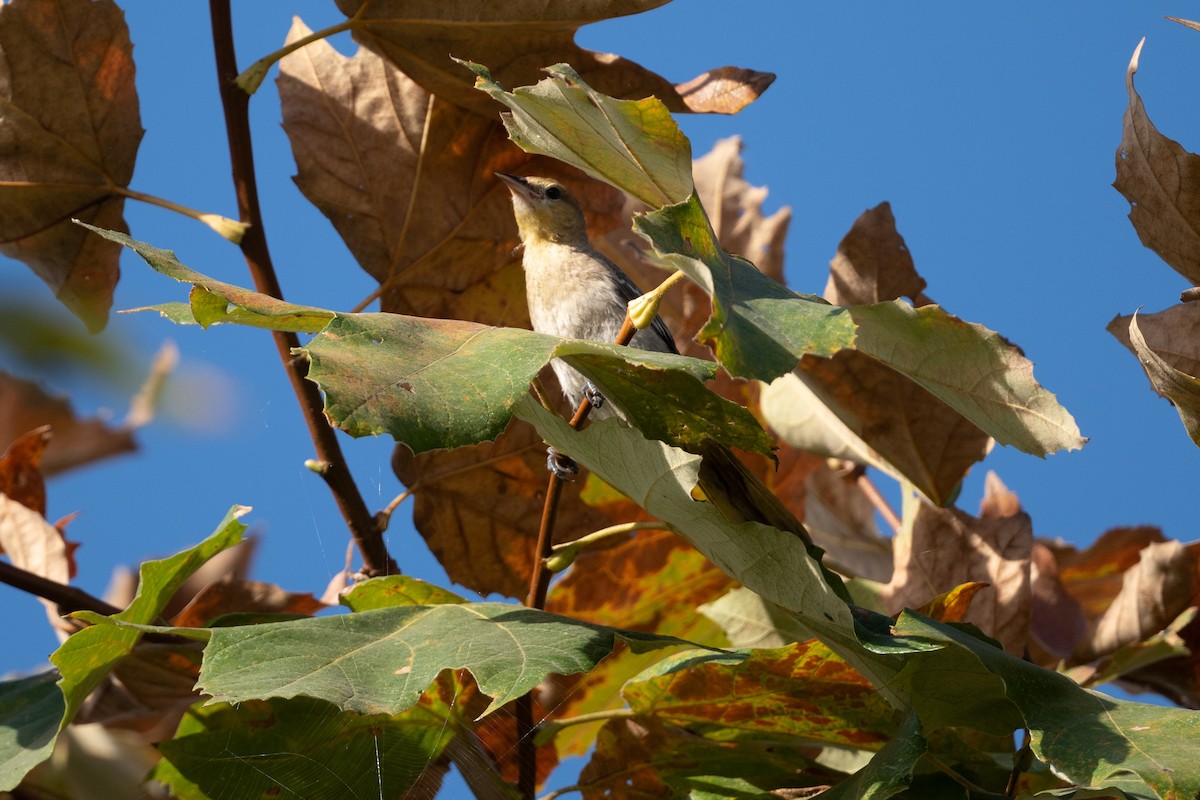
[0,0,142,331]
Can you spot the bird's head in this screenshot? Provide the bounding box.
[496,173,589,246]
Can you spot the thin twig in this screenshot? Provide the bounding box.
[855,470,902,535]
[208,1,396,577]
[1006,728,1032,797]
[517,313,639,798]
[0,560,121,617]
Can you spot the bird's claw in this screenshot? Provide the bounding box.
[583,382,605,410]
[546,447,579,480]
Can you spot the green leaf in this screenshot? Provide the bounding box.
[514,394,855,639]
[848,301,1086,456]
[635,193,857,378]
[51,506,248,723]
[301,312,772,458]
[196,603,693,717]
[153,696,454,800]
[635,195,1084,457]
[891,612,1200,799]
[465,60,693,207]
[341,575,468,611]
[0,671,64,791]
[82,224,334,333]
[1125,312,1200,447]
[815,712,927,800]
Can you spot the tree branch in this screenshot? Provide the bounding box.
[207,1,396,577]
[0,560,121,617]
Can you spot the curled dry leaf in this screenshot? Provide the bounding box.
[0,0,142,331]
[884,490,1032,655]
[1110,312,1200,446]
[1075,540,1197,661]
[1114,39,1200,286]
[1108,302,1200,379]
[335,0,772,116]
[171,578,326,628]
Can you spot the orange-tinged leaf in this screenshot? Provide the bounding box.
[1053,526,1167,618]
[918,582,990,624]
[0,426,50,516]
[1074,540,1197,662]
[623,643,895,749]
[547,529,734,636]
[0,0,142,331]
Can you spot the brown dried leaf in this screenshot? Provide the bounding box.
[171,578,325,628]
[1118,312,1200,446]
[278,19,625,322]
[392,416,613,598]
[801,463,892,582]
[824,202,927,306]
[1029,542,1088,662]
[0,0,142,331]
[0,370,136,476]
[335,0,771,116]
[161,538,257,622]
[1113,39,1200,285]
[884,485,1032,655]
[1075,540,1197,661]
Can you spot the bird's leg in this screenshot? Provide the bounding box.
[583,381,605,410]
[546,447,579,480]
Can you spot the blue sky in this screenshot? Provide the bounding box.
[2,0,1197,780]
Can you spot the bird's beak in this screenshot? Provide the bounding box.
[496,172,538,201]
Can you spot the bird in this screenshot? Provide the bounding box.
[497,172,816,549]
[496,172,675,420]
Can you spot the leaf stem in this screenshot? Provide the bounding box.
[208,0,397,578]
[114,186,247,243]
[547,520,668,572]
[234,16,359,94]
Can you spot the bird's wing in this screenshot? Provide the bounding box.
[606,259,680,355]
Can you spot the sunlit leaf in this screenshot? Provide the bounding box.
[195,603,694,716]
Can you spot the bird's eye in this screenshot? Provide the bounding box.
[545,186,562,200]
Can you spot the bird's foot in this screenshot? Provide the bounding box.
[546,447,579,480]
[583,382,605,410]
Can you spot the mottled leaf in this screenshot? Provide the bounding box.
[623,643,895,748]
[468,61,694,207]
